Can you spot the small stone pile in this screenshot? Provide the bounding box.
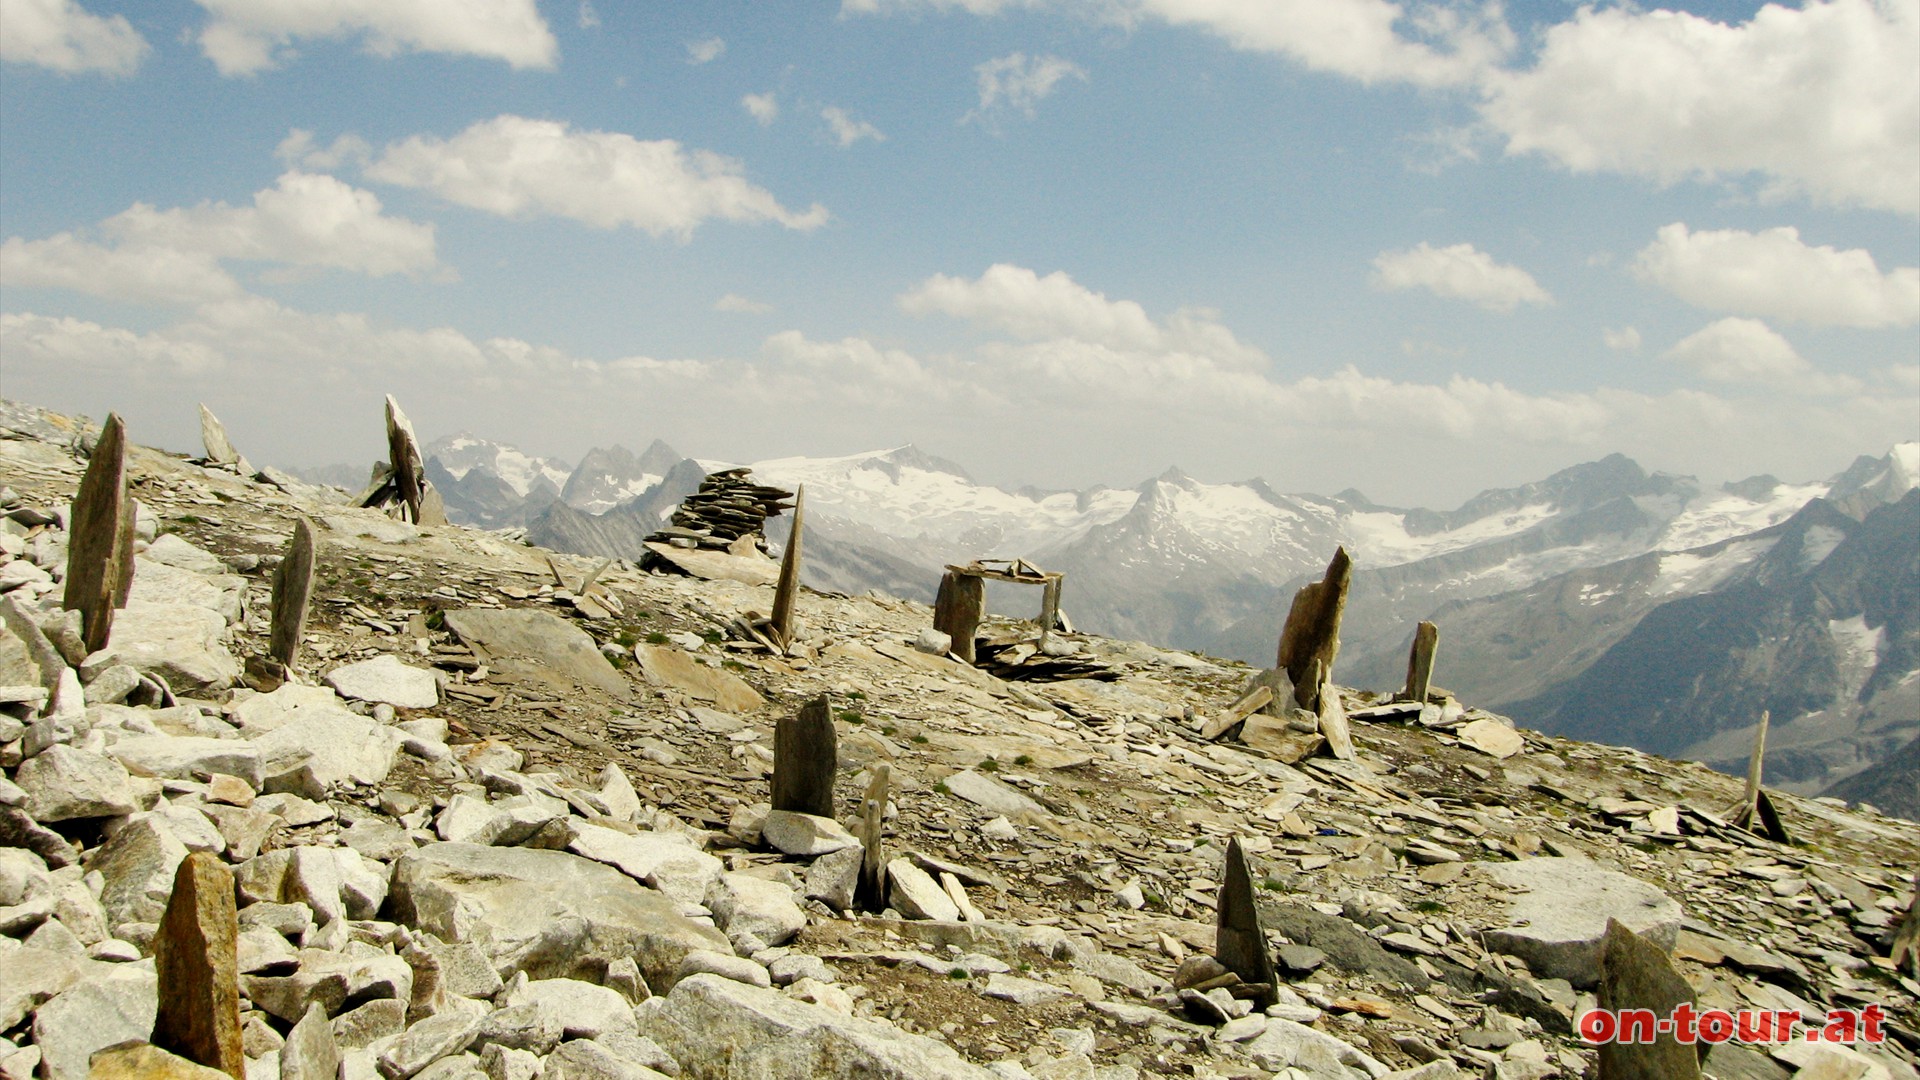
[645,469,794,554]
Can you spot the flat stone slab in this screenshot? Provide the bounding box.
[760,811,859,857]
[941,770,1047,820]
[1478,857,1682,988]
[325,654,438,709]
[442,607,629,699]
[633,644,762,714]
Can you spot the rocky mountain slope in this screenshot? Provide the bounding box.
[3,398,1920,1080]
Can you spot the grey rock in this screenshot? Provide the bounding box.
[673,949,771,988]
[706,872,805,950]
[476,1002,564,1055]
[31,961,158,1080]
[0,946,87,1030]
[942,770,1047,819]
[635,973,996,1079]
[282,1001,344,1080]
[441,608,630,699]
[502,978,637,1040]
[387,843,728,991]
[85,664,142,705]
[376,1008,483,1079]
[144,534,226,576]
[17,744,138,821]
[105,735,263,790]
[326,655,438,710]
[803,845,862,912]
[759,810,858,857]
[250,698,404,795]
[544,1039,672,1080]
[1241,1017,1386,1078]
[886,859,960,922]
[565,822,723,907]
[768,953,833,987]
[92,813,190,927]
[331,999,407,1049]
[983,973,1069,1005]
[1479,857,1682,988]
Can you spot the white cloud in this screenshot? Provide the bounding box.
[742,92,779,126]
[686,36,725,64]
[1371,242,1552,312]
[0,0,147,75]
[822,106,885,147]
[191,0,557,76]
[577,1,599,29]
[966,52,1086,124]
[1480,0,1920,216]
[715,293,773,314]
[365,115,829,237]
[1662,317,1858,395]
[275,129,373,171]
[900,264,1163,350]
[1138,0,1510,88]
[0,171,440,304]
[1602,326,1641,352]
[1633,223,1920,329]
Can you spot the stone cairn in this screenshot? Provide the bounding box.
[644,469,794,555]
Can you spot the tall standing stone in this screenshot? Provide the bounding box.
[63,412,133,655]
[1402,621,1439,703]
[383,395,446,527]
[1890,874,1920,977]
[770,486,805,649]
[1275,547,1352,711]
[152,852,244,1079]
[771,696,836,819]
[857,763,891,913]
[1594,919,1701,1080]
[1316,665,1354,761]
[269,517,318,669]
[198,404,238,465]
[1038,576,1062,649]
[932,571,986,665]
[1215,837,1279,1010]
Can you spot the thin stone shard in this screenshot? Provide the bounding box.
[1594,918,1701,1080]
[1275,547,1352,711]
[268,517,318,669]
[63,412,133,654]
[152,851,244,1078]
[1402,621,1438,703]
[857,763,891,913]
[1215,836,1279,1010]
[770,486,805,649]
[771,696,836,819]
[198,403,238,465]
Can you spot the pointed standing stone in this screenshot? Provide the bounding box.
[198,404,238,466]
[382,396,446,526]
[1037,575,1062,649]
[1275,548,1352,711]
[1594,919,1701,1080]
[269,518,318,669]
[279,1002,341,1080]
[1215,837,1279,1010]
[1730,711,1769,828]
[152,852,244,1079]
[1402,621,1439,703]
[932,571,986,665]
[770,486,805,649]
[771,696,836,819]
[857,763,891,913]
[63,412,134,655]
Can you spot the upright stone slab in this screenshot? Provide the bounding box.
[932,571,986,664]
[268,517,317,668]
[772,696,836,819]
[1037,576,1062,648]
[279,1002,341,1080]
[1402,621,1438,703]
[383,395,445,526]
[198,404,238,466]
[770,486,805,649]
[857,764,891,912]
[1316,666,1354,761]
[1215,837,1279,1010]
[63,412,133,654]
[1594,919,1701,1080]
[1275,547,1352,711]
[1889,874,1920,977]
[152,851,244,1079]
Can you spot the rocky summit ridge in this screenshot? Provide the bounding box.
[1,398,1918,1080]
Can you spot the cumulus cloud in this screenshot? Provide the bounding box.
[900,264,1164,350]
[1633,223,1920,329]
[1138,0,1510,88]
[1602,326,1641,352]
[275,129,373,171]
[1662,317,1857,395]
[686,36,725,63]
[965,53,1086,124]
[1371,242,1553,312]
[742,92,779,126]
[577,1,599,29]
[822,106,885,147]
[0,171,440,304]
[0,0,147,75]
[1480,0,1919,216]
[191,0,557,76]
[365,115,829,237]
[715,293,773,314]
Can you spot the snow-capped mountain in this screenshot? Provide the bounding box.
[423,432,571,498]
[560,441,683,515]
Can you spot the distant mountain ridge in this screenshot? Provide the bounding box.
[388,428,1919,801]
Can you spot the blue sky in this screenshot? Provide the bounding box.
[2,0,1915,505]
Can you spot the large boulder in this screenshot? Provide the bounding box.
[387,843,729,991]
[324,655,438,710]
[15,745,139,822]
[635,973,996,1079]
[632,645,762,714]
[248,699,403,795]
[1479,857,1683,988]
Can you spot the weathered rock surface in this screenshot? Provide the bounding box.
[1479,857,1683,987]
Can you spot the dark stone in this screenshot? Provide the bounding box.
[152,852,244,1078]
[1595,918,1701,1080]
[771,696,836,819]
[63,412,132,654]
[1215,837,1279,1010]
[268,517,317,668]
[1274,944,1326,975]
